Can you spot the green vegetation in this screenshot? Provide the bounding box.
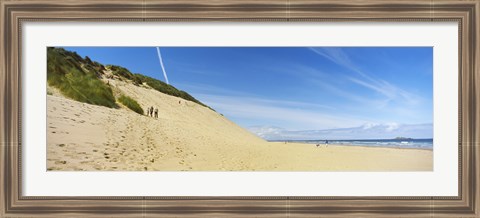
[107,65,142,85]
[47,47,213,112]
[118,95,144,115]
[47,47,117,108]
[132,73,209,108]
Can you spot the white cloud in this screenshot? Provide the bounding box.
[195,93,370,130]
[362,123,380,130]
[248,123,432,140]
[308,47,422,106]
[308,48,357,71]
[310,79,391,109]
[248,126,285,138]
[385,122,400,132]
[308,47,370,79]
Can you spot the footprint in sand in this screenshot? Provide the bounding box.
[55,160,67,164]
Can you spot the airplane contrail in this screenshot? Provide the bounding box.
[156,47,170,84]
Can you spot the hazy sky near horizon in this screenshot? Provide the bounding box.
[62,46,433,139]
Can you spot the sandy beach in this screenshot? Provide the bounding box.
[47,79,433,171]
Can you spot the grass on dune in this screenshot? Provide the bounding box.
[118,95,144,115]
[133,73,214,110]
[47,47,117,108]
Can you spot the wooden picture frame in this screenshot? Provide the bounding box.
[1,0,478,217]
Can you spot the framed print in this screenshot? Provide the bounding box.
[1,0,479,217]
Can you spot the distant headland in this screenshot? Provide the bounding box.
[394,137,413,140]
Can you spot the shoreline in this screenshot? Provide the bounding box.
[269,140,433,151]
[274,142,434,151]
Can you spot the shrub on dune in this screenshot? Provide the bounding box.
[118,95,144,115]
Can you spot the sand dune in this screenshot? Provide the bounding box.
[47,79,432,171]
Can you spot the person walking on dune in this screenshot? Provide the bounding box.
[154,108,158,118]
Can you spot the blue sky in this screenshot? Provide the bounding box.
[61,47,433,139]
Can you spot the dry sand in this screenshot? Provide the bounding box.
[47,79,433,171]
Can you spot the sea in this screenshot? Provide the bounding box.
[270,139,433,150]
